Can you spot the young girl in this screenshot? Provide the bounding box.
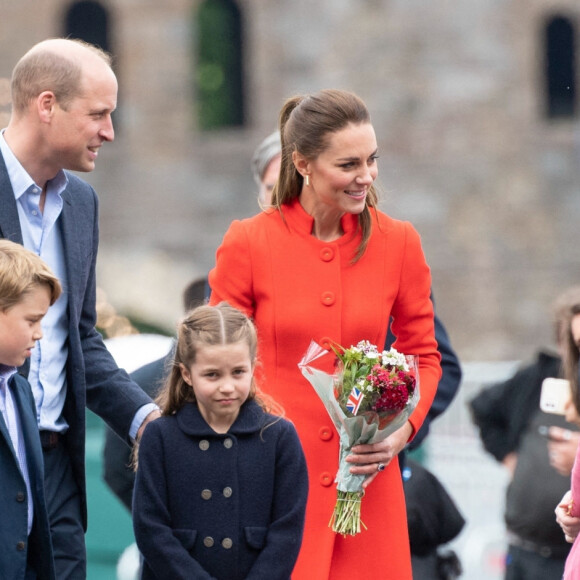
[132,303,308,580]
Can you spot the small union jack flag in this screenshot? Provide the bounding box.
[346,386,364,415]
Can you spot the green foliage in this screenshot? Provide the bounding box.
[195,0,244,130]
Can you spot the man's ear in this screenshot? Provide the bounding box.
[36,91,57,123]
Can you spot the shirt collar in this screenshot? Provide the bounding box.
[0,365,17,387]
[0,130,68,200]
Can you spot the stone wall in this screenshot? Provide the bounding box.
[1,0,580,361]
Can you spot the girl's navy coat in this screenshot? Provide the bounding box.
[133,400,308,580]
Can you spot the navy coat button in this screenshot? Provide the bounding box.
[199,440,210,451]
[201,489,212,500]
[16,492,25,502]
[222,538,233,549]
[203,536,214,547]
[223,487,233,498]
[17,541,26,551]
[223,438,233,449]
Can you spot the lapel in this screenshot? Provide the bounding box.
[0,151,24,244]
[0,406,14,455]
[10,375,42,469]
[59,187,80,308]
[0,379,22,465]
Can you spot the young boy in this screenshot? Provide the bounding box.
[0,239,61,580]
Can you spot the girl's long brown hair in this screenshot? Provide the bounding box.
[133,303,283,470]
[156,302,282,417]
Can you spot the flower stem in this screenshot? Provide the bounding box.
[329,491,367,536]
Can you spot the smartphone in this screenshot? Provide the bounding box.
[540,377,571,415]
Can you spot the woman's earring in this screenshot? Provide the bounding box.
[305,175,310,186]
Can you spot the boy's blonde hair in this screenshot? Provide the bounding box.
[0,239,62,310]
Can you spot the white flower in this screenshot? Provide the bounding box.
[355,340,379,357]
[381,348,409,371]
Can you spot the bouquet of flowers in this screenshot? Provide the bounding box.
[298,339,419,536]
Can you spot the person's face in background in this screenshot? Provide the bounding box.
[564,312,580,424]
[258,153,282,205]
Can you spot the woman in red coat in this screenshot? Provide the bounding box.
[209,89,441,579]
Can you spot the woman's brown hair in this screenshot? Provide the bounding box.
[271,89,379,262]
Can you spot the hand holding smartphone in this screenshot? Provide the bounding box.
[540,377,571,415]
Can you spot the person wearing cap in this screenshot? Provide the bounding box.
[251,130,282,205]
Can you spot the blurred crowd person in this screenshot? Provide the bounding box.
[470,286,580,580]
[251,130,282,206]
[403,458,465,580]
[103,278,207,511]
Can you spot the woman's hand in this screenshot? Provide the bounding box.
[345,421,413,489]
[555,490,580,543]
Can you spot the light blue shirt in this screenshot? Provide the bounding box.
[0,132,155,440]
[0,366,33,534]
[0,131,69,433]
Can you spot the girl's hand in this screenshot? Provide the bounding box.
[555,490,580,543]
[345,421,413,489]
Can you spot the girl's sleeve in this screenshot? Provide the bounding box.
[208,219,255,317]
[390,222,442,441]
[244,422,309,580]
[132,423,216,580]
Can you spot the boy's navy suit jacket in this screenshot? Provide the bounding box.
[0,373,55,580]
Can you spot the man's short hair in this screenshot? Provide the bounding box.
[11,38,112,113]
